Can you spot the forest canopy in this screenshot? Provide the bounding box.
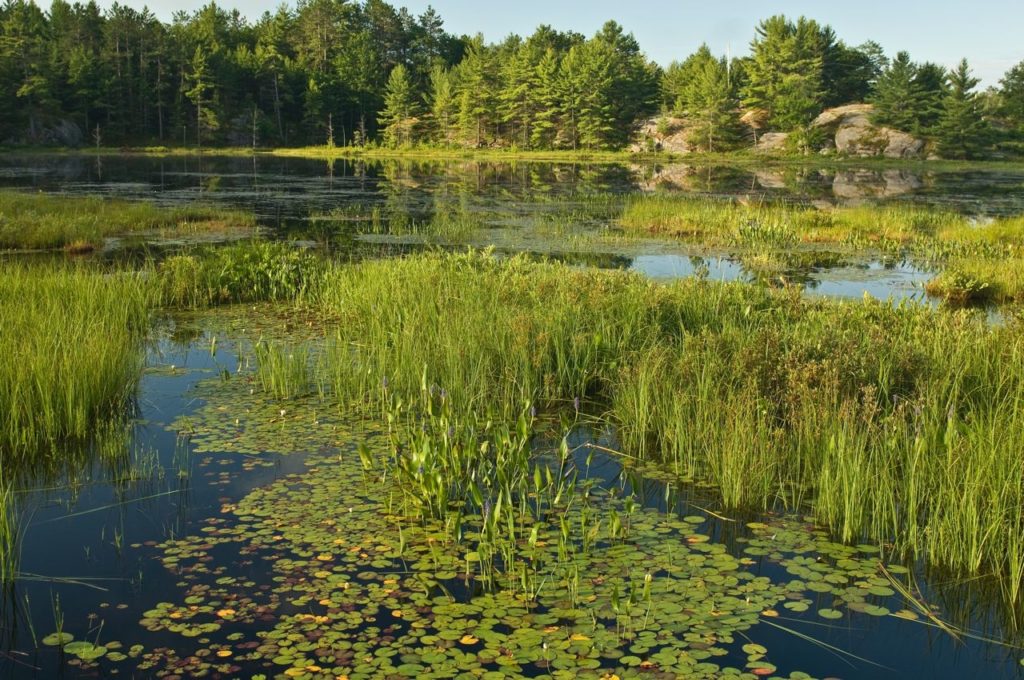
[1,0,1022,156]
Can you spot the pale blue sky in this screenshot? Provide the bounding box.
[105,0,1023,86]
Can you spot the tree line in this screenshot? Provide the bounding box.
[2,1,1023,157]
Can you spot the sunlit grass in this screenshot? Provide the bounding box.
[0,190,256,251]
[619,195,1024,254]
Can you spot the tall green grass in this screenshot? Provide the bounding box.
[296,252,1024,607]
[0,190,255,251]
[0,483,15,583]
[0,264,151,460]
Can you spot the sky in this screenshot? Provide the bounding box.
[99,0,1023,87]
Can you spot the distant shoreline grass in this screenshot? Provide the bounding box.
[2,144,1024,171]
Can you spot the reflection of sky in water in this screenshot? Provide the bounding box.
[631,254,934,303]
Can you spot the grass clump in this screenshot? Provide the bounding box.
[926,257,1024,304]
[0,264,151,460]
[295,252,1024,606]
[0,190,255,251]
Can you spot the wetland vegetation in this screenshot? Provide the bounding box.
[1,152,1024,678]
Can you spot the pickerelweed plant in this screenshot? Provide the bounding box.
[367,375,605,602]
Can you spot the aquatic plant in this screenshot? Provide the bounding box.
[291,252,1024,609]
[159,241,326,308]
[619,194,1024,257]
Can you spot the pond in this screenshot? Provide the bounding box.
[4,154,1024,302]
[2,155,1024,678]
[3,306,1023,679]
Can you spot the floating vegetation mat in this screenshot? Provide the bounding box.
[58,367,965,680]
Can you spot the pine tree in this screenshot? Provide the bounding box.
[914,62,948,133]
[427,65,455,145]
[686,56,744,151]
[935,59,990,159]
[742,15,824,131]
[1000,60,1024,135]
[184,46,219,146]
[456,37,495,147]
[378,63,418,146]
[498,43,538,148]
[530,48,562,148]
[869,51,922,131]
[559,40,615,150]
[664,45,715,115]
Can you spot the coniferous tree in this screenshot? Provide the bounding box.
[869,51,923,131]
[999,60,1024,135]
[742,15,825,131]
[427,64,455,144]
[935,59,990,159]
[663,45,715,114]
[499,41,539,148]
[559,39,615,149]
[378,62,417,146]
[529,48,562,148]
[456,36,495,146]
[184,45,219,146]
[686,55,744,151]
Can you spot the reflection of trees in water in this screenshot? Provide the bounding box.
[527,250,634,271]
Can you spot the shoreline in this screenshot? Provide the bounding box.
[3,145,1024,171]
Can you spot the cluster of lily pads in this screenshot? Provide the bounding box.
[109,353,959,679]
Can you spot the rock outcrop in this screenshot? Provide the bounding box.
[811,104,926,159]
[630,117,691,154]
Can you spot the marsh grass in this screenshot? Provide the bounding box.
[254,341,313,400]
[0,484,16,584]
[619,195,1024,255]
[926,257,1024,304]
[0,190,255,251]
[0,264,151,460]
[283,252,1024,607]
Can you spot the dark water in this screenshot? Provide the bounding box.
[1,313,1022,679]
[6,154,1024,303]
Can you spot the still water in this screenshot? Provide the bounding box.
[7,154,1024,302]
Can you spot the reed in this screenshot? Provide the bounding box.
[0,263,151,460]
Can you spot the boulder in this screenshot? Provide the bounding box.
[755,132,790,153]
[630,116,691,154]
[812,104,926,159]
[32,118,84,147]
